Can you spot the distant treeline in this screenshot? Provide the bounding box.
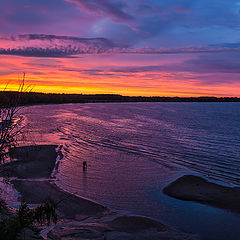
[0,91,239,106]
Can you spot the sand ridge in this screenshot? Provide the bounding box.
[163,174,240,214]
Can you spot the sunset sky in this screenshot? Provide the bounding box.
[0,0,240,96]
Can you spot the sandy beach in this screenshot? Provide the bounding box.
[163,174,240,214]
[0,145,197,240]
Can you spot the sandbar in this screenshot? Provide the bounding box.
[163,174,240,214]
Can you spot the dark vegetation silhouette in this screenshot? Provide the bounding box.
[0,92,239,106]
[0,76,26,163]
[0,198,57,239]
[0,75,58,239]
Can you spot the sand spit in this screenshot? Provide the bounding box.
[1,145,58,179]
[163,174,240,214]
[0,146,198,240]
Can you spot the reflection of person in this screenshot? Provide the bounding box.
[83,161,87,170]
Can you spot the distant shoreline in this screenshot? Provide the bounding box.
[0,91,240,106]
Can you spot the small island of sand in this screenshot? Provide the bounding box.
[163,174,240,214]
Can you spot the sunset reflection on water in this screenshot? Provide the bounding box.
[19,102,240,240]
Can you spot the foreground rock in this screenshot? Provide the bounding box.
[163,175,240,214]
[48,217,195,240]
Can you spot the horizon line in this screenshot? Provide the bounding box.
[0,90,239,99]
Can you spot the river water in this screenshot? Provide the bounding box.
[20,102,240,240]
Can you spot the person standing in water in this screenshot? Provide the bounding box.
[83,161,87,170]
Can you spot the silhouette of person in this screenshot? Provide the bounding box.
[83,161,87,170]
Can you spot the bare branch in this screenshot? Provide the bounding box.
[0,73,27,163]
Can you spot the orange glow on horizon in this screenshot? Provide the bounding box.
[0,55,239,97]
[1,81,239,97]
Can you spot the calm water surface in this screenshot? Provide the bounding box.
[20,102,240,240]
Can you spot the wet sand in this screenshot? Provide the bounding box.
[1,145,58,179]
[163,175,240,214]
[0,145,197,240]
[12,180,108,220]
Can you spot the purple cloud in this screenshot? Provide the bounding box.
[65,0,133,21]
[8,34,115,47]
[0,34,118,57]
[183,52,240,74]
[1,34,240,58]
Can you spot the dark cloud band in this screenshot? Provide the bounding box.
[0,34,240,58]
